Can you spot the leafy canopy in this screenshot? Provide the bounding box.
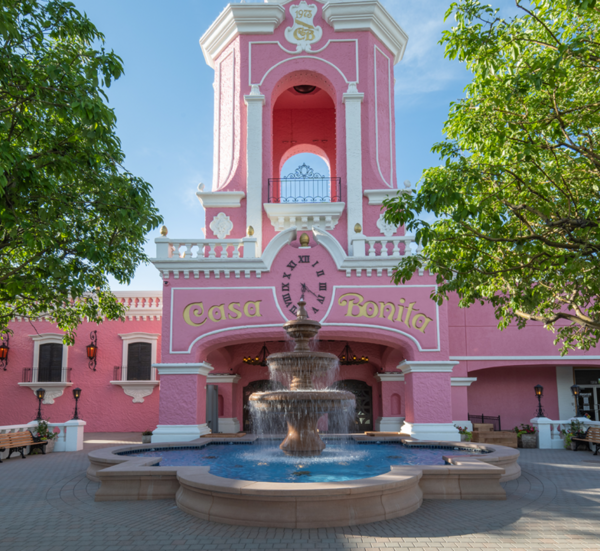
[0,0,162,343]
[384,0,600,352]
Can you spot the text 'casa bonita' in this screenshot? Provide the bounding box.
[183,300,262,327]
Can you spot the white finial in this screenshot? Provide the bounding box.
[403,180,412,189]
[198,183,205,192]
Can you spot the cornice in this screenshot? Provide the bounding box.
[200,4,286,69]
[323,1,409,64]
[196,191,245,209]
[364,188,408,206]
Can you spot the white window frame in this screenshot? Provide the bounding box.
[31,334,69,383]
[119,333,160,382]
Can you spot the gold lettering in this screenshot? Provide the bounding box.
[379,302,396,320]
[228,302,242,320]
[395,298,406,322]
[183,303,207,327]
[208,304,226,323]
[244,300,262,318]
[412,314,433,334]
[404,302,417,328]
[338,293,364,318]
[363,301,378,319]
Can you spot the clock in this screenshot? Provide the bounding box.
[280,253,329,318]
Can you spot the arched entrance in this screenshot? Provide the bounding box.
[242,380,285,433]
[335,380,374,432]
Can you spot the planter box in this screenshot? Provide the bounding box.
[520,434,537,449]
[142,435,152,444]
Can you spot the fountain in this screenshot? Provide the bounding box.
[249,301,356,456]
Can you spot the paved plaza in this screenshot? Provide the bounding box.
[0,434,599,551]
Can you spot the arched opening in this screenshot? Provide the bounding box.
[278,152,333,203]
[334,380,374,433]
[270,74,338,204]
[391,393,401,416]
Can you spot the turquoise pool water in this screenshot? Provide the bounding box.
[121,441,484,483]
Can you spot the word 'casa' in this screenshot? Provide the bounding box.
[183,301,262,327]
[338,293,433,333]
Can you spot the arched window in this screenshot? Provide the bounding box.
[127,343,152,381]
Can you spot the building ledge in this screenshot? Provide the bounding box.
[364,189,408,206]
[264,202,345,232]
[18,382,73,405]
[110,381,159,404]
[196,191,245,208]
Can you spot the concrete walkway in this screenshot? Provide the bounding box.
[0,433,599,551]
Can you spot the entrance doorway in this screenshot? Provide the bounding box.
[335,380,373,432]
[575,369,600,421]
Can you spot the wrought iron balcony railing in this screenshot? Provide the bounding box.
[22,367,72,383]
[268,164,342,204]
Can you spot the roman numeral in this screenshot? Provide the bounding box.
[319,283,327,292]
[282,294,292,307]
[298,256,310,264]
[290,305,298,315]
[283,273,292,279]
[317,295,325,304]
[282,283,290,292]
[287,261,297,271]
[312,261,319,267]
[312,307,319,314]
[316,270,325,277]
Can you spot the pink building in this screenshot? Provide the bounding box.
[2,0,599,438]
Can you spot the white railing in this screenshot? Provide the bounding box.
[0,420,85,459]
[113,291,162,321]
[531,417,600,449]
[351,235,420,258]
[155,237,258,260]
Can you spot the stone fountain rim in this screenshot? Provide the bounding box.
[248,390,356,401]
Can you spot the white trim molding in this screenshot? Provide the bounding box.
[400,422,460,442]
[398,361,458,374]
[200,4,286,68]
[110,381,159,404]
[207,374,241,384]
[375,373,405,382]
[152,424,211,443]
[119,333,160,382]
[155,363,215,376]
[375,417,405,432]
[218,418,241,434]
[264,202,346,232]
[451,377,478,387]
[29,333,69,384]
[113,291,162,321]
[323,0,409,64]
[18,382,73,405]
[450,355,600,361]
[196,191,245,208]
[364,189,406,206]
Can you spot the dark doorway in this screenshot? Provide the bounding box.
[335,379,373,432]
[243,379,285,433]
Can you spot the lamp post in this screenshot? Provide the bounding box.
[36,388,45,421]
[86,331,98,371]
[571,385,582,417]
[534,384,544,417]
[0,334,9,371]
[72,387,82,420]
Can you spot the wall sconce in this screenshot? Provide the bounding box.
[0,334,9,371]
[36,388,46,421]
[534,384,544,417]
[86,331,98,371]
[72,387,82,420]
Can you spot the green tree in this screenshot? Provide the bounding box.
[384,0,600,352]
[0,0,162,342]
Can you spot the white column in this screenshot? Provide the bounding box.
[245,85,266,254]
[556,365,575,420]
[343,83,364,255]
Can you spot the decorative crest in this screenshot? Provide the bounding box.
[284,163,325,180]
[285,1,323,53]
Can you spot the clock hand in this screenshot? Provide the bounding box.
[301,283,318,298]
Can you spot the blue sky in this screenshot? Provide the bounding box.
[71,0,479,290]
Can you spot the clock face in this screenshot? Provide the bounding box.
[280,253,329,318]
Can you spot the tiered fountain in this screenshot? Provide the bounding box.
[249,301,356,456]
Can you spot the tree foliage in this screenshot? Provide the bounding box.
[384,0,600,352]
[0,0,162,342]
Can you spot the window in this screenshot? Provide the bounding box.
[127,343,152,381]
[38,343,63,382]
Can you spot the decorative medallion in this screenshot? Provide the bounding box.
[210,212,234,239]
[376,213,398,237]
[285,1,323,53]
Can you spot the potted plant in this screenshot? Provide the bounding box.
[34,420,58,453]
[560,420,586,450]
[514,424,537,448]
[142,430,153,444]
[455,426,472,442]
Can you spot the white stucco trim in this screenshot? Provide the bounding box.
[196,191,246,208]
[264,202,346,232]
[18,382,73,405]
[218,418,241,434]
[375,417,405,432]
[207,374,241,384]
[374,45,394,188]
[398,361,458,374]
[109,381,159,404]
[451,377,478,387]
[261,227,298,269]
[154,363,215,376]
[119,333,160,382]
[450,355,600,361]
[152,424,211,443]
[556,365,576,421]
[400,422,460,442]
[363,189,406,206]
[29,333,69,383]
[375,373,405,382]
[323,0,409,64]
[200,4,286,68]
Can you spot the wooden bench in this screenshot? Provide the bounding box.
[0,431,48,462]
[573,427,600,455]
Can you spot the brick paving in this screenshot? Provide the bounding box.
[0,434,599,550]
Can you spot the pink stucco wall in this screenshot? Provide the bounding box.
[404,372,453,425]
